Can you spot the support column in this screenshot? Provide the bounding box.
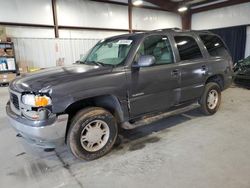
[181,10,191,30]
[128,0,132,33]
[52,0,59,38]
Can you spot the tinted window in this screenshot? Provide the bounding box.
[136,35,174,65]
[200,34,228,57]
[174,36,203,61]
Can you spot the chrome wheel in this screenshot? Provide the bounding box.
[80,120,110,152]
[207,89,219,110]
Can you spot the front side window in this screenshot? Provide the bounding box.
[136,35,174,65]
[174,36,203,61]
[200,34,229,57]
[82,38,134,66]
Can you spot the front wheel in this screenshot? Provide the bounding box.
[199,82,221,115]
[67,107,118,160]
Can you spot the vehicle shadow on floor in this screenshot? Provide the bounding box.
[116,108,203,150]
[62,108,203,162]
[121,109,202,140]
[233,82,250,90]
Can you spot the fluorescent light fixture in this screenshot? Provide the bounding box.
[178,6,188,12]
[133,0,143,6]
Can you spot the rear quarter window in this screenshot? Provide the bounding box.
[174,36,203,61]
[200,34,229,57]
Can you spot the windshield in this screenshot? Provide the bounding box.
[80,38,134,66]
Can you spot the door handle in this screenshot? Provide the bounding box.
[201,65,207,71]
[201,65,208,76]
[171,69,179,77]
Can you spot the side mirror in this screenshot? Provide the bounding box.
[132,55,155,68]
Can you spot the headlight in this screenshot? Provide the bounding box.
[22,94,52,107]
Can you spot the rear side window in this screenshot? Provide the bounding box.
[200,34,228,57]
[174,36,203,61]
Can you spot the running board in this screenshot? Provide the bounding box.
[121,103,200,130]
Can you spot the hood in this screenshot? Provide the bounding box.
[235,64,250,75]
[234,56,250,74]
[10,64,113,93]
[236,68,250,76]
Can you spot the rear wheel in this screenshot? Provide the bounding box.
[67,107,118,160]
[199,82,221,115]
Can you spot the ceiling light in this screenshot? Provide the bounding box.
[133,0,143,6]
[178,6,188,12]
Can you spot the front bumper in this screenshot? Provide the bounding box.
[6,101,68,148]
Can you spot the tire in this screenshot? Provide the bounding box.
[199,82,221,115]
[67,107,118,160]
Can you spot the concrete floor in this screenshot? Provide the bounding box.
[0,86,250,188]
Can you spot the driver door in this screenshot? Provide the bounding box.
[126,34,181,118]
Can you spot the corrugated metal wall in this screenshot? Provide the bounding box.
[12,38,100,68]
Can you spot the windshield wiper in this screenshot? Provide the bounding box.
[75,60,84,64]
[85,61,113,67]
[76,60,113,67]
[86,61,104,66]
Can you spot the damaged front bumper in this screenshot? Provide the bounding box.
[6,101,68,148]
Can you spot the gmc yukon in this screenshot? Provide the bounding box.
[6,29,233,160]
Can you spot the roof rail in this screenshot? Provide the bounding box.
[151,28,181,32]
[196,30,211,33]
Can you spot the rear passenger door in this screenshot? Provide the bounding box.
[172,34,208,102]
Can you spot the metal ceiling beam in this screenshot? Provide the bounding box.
[144,0,178,12]
[90,0,172,11]
[191,0,250,13]
[187,0,219,7]
[0,22,54,28]
[58,25,129,32]
[90,0,128,6]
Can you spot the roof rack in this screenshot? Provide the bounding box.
[151,28,181,32]
[195,30,211,33]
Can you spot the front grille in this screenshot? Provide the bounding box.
[10,93,19,110]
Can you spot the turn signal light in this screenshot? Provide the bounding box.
[35,96,50,107]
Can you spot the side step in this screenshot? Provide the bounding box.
[121,103,200,130]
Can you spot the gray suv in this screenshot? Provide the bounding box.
[6,29,233,160]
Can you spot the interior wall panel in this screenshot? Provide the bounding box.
[12,38,99,68]
[0,0,53,25]
[191,2,250,30]
[57,0,128,29]
[132,8,182,30]
[132,7,182,30]
[5,26,55,38]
